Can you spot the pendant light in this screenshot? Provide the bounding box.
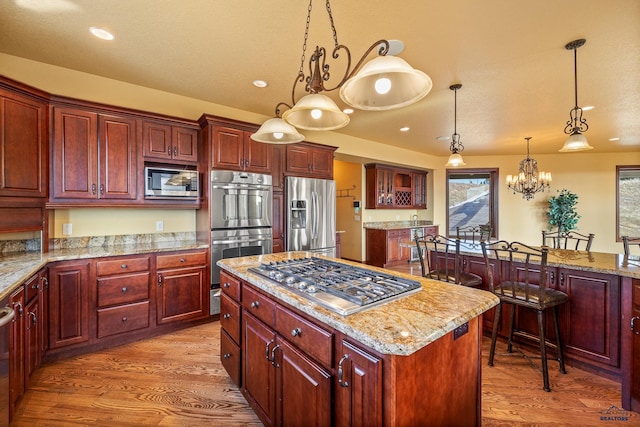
[506,137,552,200]
[559,39,593,152]
[251,103,305,143]
[445,84,466,167]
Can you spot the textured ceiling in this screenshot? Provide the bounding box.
[1,0,639,156]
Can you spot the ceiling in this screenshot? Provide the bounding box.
[1,0,639,157]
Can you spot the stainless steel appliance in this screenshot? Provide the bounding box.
[210,170,273,287]
[248,257,421,315]
[0,297,14,427]
[285,176,336,257]
[145,166,199,199]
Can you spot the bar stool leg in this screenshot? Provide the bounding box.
[537,309,551,392]
[553,305,567,374]
[507,304,516,353]
[488,303,502,367]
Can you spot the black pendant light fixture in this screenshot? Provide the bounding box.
[560,38,593,152]
[445,83,466,167]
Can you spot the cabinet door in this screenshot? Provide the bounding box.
[412,172,426,208]
[52,108,98,199]
[272,192,284,253]
[309,147,333,179]
[142,120,172,161]
[271,145,285,192]
[172,126,198,163]
[559,268,620,368]
[630,279,640,406]
[99,114,137,199]
[278,338,332,427]
[243,312,277,427]
[212,126,245,171]
[156,265,207,324]
[48,261,91,349]
[334,338,383,427]
[24,295,40,387]
[9,287,25,416]
[0,89,47,198]
[285,145,312,176]
[38,271,49,357]
[244,135,271,173]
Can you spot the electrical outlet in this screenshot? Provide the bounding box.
[155,220,164,231]
[62,223,72,235]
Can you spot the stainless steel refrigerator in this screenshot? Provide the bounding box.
[285,176,336,257]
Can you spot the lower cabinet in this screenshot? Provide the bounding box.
[623,277,640,410]
[366,226,438,268]
[8,286,25,419]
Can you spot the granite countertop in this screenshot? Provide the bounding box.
[0,239,209,301]
[363,220,435,230]
[218,252,499,356]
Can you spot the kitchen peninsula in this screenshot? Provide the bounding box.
[217,252,499,426]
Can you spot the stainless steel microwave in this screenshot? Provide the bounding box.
[145,167,199,198]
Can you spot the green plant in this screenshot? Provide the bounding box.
[546,189,581,232]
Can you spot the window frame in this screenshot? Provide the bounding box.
[616,165,640,241]
[446,168,499,239]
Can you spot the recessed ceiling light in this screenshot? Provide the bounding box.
[436,135,450,141]
[582,105,595,111]
[609,137,620,141]
[400,126,410,132]
[343,108,354,114]
[253,80,268,88]
[89,27,114,40]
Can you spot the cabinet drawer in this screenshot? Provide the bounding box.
[97,256,150,276]
[97,301,150,338]
[156,251,207,270]
[220,293,241,344]
[220,329,241,387]
[97,273,150,307]
[220,271,241,301]
[242,285,275,328]
[24,272,40,302]
[275,305,333,367]
[424,226,439,235]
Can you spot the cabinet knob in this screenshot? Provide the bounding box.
[121,287,128,293]
[222,282,230,288]
[250,301,260,309]
[121,264,127,269]
[291,327,302,337]
[180,258,186,263]
[91,184,97,195]
[173,147,178,157]
[122,317,128,322]
[99,184,104,195]
[222,313,231,320]
[223,353,232,359]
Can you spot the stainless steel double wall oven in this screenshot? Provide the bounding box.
[210,170,273,287]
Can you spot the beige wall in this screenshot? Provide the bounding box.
[2,53,637,254]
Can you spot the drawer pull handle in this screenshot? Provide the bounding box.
[222,282,230,288]
[270,344,280,368]
[121,264,127,269]
[122,317,128,322]
[222,313,231,320]
[122,287,128,293]
[180,258,186,263]
[251,301,260,309]
[291,327,302,337]
[31,283,39,290]
[265,339,274,360]
[632,316,640,335]
[338,355,350,387]
[223,353,231,359]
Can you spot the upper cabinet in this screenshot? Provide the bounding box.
[365,163,428,209]
[142,120,198,164]
[51,107,137,202]
[0,82,47,199]
[285,142,335,180]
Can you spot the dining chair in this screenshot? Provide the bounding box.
[542,229,594,251]
[481,240,568,392]
[414,234,483,287]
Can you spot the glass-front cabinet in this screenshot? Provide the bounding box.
[365,164,427,209]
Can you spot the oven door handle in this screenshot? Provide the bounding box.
[212,237,272,245]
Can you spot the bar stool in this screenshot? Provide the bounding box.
[456,223,492,249]
[622,236,640,255]
[414,234,482,287]
[481,240,568,392]
[542,229,594,251]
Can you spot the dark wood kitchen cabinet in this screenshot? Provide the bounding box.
[365,163,427,209]
[211,126,271,173]
[51,107,137,202]
[285,142,335,179]
[48,260,91,350]
[156,250,208,325]
[142,120,198,164]
[95,255,151,339]
[366,226,438,268]
[220,270,242,386]
[272,192,284,253]
[8,286,25,419]
[623,277,640,411]
[0,82,47,199]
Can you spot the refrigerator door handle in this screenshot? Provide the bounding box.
[311,191,319,240]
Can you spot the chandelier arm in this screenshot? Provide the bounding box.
[290,71,306,106]
[274,102,293,118]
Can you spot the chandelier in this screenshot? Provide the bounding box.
[445,83,466,167]
[506,137,552,200]
[560,38,593,152]
[251,0,432,144]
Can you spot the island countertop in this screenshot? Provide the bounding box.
[218,251,499,356]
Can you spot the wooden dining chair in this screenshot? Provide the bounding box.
[481,240,569,392]
[542,229,594,251]
[414,234,482,287]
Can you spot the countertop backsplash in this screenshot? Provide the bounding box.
[50,232,198,250]
[0,237,41,255]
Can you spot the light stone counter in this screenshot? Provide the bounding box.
[363,220,435,230]
[217,251,499,356]
[0,237,209,301]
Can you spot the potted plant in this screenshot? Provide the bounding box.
[546,188,581,233]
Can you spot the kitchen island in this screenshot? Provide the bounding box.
[218,252,499,427]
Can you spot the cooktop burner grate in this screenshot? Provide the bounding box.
[248,257,422,315]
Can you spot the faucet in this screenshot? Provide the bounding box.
[411,214,418,225]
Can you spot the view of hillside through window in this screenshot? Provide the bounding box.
[447,172,491,236]
[618,166,640,239]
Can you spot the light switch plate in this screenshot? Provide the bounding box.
[62,223,72,235]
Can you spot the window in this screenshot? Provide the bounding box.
[617,165,640,240]
[446,168,499,238]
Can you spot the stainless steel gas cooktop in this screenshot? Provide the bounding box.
[248,257,422,315]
